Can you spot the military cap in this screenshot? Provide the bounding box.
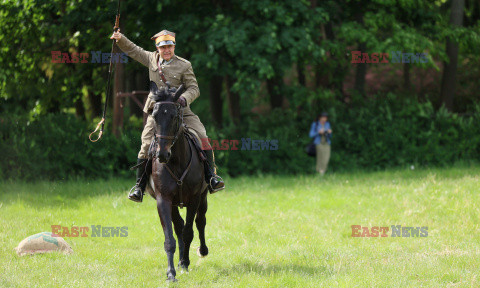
[151,30,176,47]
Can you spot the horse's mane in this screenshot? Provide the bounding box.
[152,89,169,102]
[149,81,185,104]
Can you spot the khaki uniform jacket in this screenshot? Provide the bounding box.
[116,35,200,113]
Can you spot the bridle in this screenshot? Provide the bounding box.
[152,101,184,149]
[151,99,192,209]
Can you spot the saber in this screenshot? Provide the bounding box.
[89,0,122,142]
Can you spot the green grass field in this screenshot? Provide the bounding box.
[1,166,479,287]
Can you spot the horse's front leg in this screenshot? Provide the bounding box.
[172,206,186,270]
[181,198,200,271]
[156,196,177,282]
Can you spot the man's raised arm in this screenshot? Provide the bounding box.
[111,31,152,67]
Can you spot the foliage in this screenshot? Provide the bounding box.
[0,0,479,180]
[328,96,480,170]
[209,93,480,176]
[0,113,141,180]
[2,0,478,115]
[0,0,116,114]
[1,93,479,180]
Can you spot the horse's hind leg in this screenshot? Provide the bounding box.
[172,206,186,270]
[195,190,209,257]
[156,197,177,282]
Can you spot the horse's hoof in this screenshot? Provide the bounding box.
[197,246,208,258]
[167,276,177,282]
[178,267,188,274]
[178,262,188,272]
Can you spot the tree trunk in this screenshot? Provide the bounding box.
[74,97,86,120]
[403,62,411,91]
[266,76,283,109]
[225,75,240,125]
[297,62,306,87]
[209,75,223,128]
[325,21,345,98]
[132,69,147,117]
[314,65,322,89]
[354,42,367,96]
[88,91,102,119]
[310,0,323,90]
[440,0,465,112]
[353,9,367,97]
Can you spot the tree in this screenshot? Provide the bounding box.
[441,0,466,111]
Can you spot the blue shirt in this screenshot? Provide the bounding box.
[309,121,331,145]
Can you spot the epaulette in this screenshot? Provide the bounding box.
[175,55,190,64]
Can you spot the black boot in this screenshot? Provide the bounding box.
[203,150,225,193]
[128,158,150,202]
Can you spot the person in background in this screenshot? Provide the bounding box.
[309,112,332,175]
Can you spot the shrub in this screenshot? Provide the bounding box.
[0,113,141,180]
[1,94,479,180]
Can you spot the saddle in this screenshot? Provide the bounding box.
[183,126,207,162]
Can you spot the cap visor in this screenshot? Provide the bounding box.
[156,40,175,47]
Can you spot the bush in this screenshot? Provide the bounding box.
[0,113,141,180]
[326,97,480,171]
[207,94,480,176]
[1,94,479,181]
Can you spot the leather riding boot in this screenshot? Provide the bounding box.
[203,149,225,193]
[128,158,149,202]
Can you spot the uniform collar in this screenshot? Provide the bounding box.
[152,52,176,70]
[161,58,174,66]
[157,54,175,67]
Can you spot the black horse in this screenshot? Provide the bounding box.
[145,81,209,282]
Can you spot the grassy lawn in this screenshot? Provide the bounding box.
[1,166,479,287]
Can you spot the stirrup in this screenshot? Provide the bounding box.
[128,184,144,201]
[209,175,225,192]
[129,184,145,194]
[129,185,137,194]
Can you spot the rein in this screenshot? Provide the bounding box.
[153,101,190,209]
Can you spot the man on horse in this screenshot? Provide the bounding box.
[110,29,225,202]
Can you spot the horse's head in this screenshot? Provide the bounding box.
[149,81,185,163]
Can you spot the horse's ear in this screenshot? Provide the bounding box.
[151,103,159,116]
[150,81,159,94]
[173,84,185,102]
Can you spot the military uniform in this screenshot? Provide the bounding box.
[116,35,209,158]
[116,30,224,202]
